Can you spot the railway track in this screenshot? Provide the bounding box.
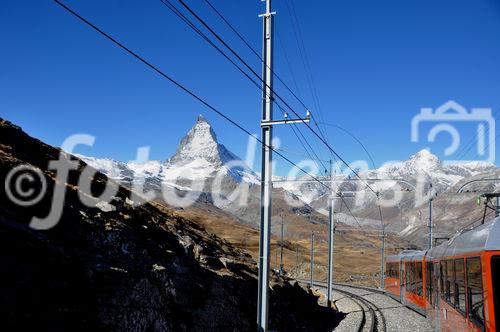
[332,285,386,332]
[299,280,386,332]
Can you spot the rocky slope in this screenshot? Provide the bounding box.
[399,169,500,248]
[0,117,338,331]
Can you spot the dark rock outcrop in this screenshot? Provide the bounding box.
[0,118,339,331]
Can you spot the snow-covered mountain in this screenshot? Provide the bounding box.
[78,115,259,190]
[78,115,498,239]
[365,149,495,193]
[275,149,496,209]
[165,115,259,184]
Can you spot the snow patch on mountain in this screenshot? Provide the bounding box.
[273,175,329,205]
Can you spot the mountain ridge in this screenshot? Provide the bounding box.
[79,116,498,241]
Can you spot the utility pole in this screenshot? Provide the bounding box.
[428,183,434,249]
[310,231,315,288]
[257,0,274,329]
[327,160,336,307]
[279,214,284,275]
[429,197,433,249]
[257,0,310,332]
[295,246,299,274]
[275,245,278,269]
[380,230,385,289]
[257,1,309,329]
[496,196,499,218]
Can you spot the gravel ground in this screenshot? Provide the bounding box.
[329,289,366,332]
[330,284,433,332]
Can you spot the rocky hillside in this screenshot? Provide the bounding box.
[0,118,338,331]
[399,169,500,248]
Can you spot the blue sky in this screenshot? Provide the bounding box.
[2,0,500,175]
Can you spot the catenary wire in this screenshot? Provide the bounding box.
[52,0,337,194]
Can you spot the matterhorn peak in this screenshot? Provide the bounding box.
[167,115,222,166]
[196,114,207,123]
[164,115,259,183]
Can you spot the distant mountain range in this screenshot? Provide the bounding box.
[79,115,499,244]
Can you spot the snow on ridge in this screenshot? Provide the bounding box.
[76,154,129,180]
[127,160,163,178]
[274,149,498,206]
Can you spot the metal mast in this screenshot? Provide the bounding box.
[497,196,500,218]
[257,1,309,328]
[279,214,284,275]
[380,229,385,289]
[327,160,336,307]
[428,183,434,249]
[257,0,274,330]
[429,198,433,249]
[310,231,315,288]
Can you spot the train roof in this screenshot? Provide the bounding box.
[427,216,500,259]
[386,250,426,263]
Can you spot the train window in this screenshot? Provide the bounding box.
[387,263,399,279]
[454,259,466,315]
[407,264,412,291]
[426,262,433,305]
[466,257,484,328]
[416,262,423,296]
[491,256,500,332]
[406,263,411,292]
[411,263,417,293]
[406,263,410,291]
[408,263,413,292]
[433,262,439,309]
[446,259,455,305]
[408,263,414,293]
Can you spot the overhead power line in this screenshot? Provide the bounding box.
[159,0,329,174]
[178,0,365,229]
[320,122,377,170]
[284,0,328,139]
[202,0,309,113]
[170,0,376,194]
[199,0,331,175]
[52,0,334,193]
[54,0,370,233]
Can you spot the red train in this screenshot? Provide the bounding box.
[385,217,500,331]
